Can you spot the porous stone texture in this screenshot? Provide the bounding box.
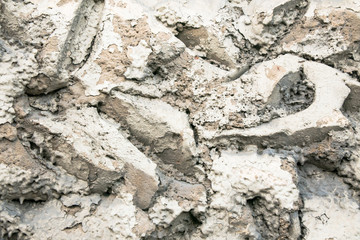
[1,0,360,239]
[100,91,197,173]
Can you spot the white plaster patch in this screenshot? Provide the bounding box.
[124,40,152,80]
[209,148,299,211]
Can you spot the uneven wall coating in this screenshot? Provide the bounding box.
[1,0,360,239]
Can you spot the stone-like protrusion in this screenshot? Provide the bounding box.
[75,0,185,95]
[0,193,145,239]
[205,147,300,239]
[203,54,351,146]
[176,27,236,68]
[151,0,241,67]
[281,0,360,75]
[149,180,206,228]
[344,79,360,112]
[23,107,158,209]
[4,0,105,96]
[0,163,89,203]
[0,124,17,141]
[234,0,308,46]
[0,133,89,202]
[281,0,360,58]
[24,0,104,95]
[209,148,299,211]
[123,40,153,80]
[0,41,37,125]
[146,174,206,236]
[101,91,197,173]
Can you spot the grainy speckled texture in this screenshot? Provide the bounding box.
[1,0,360,239]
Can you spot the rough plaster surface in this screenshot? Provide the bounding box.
[1,0,360,239]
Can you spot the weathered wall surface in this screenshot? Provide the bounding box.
[1,0,360,239]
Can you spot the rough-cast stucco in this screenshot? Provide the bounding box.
[1,0,360,239]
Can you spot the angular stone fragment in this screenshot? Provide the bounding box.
[25,0,104,94]
[133,209,156,237]
[344,79,360,112]
[0,137,88,202]
[22,107,158,209]
[176,27,236,68]
[124,163,159,209]
[1,0,105,97]
[203,55,352,146]
[101,91,196,173]
[0,124,17,141]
